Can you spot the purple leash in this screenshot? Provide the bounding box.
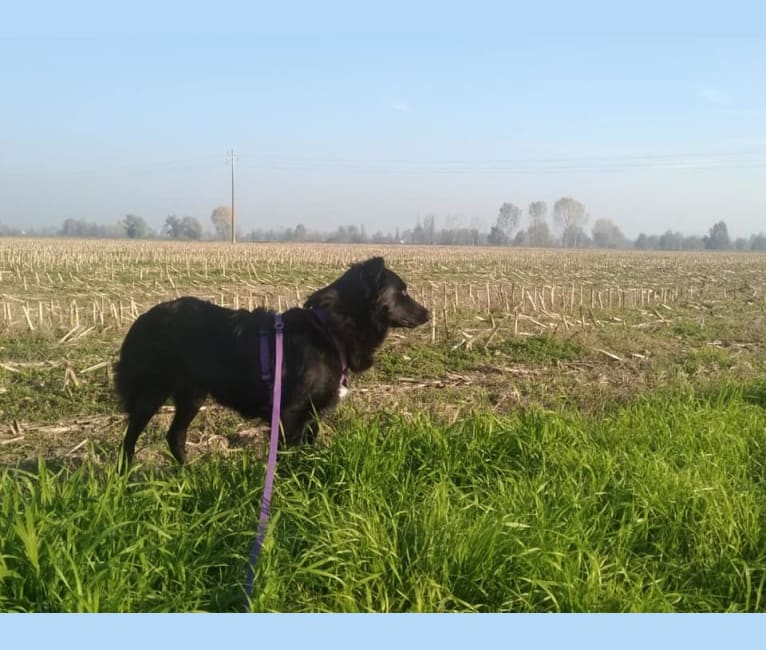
[244,309,348,604]
[245,313,284,600]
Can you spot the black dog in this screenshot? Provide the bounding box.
[115,257,430,468]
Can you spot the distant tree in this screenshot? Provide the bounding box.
[658,230,684,251]
[372,230,394,244]
[164,215,182,239]
[734,237,749,251]
[438,228,480,246]
[249,228,288,242]
[527,201,548,246]
[182,216,203,240]
[500,202,522,234]
[682,235,705,250]
[60,218,88,237]
[423,214,436,245]
[210,206,233,241]
[60,218,115,238]
[488,202,521,245]
[525,202,552,247]
[553,197,588,247]
[525,220,554,247]
[122,214,149,239]
[294,223,307,242]
[591,218,625,249]
[410,219,426,245]
[165,215,203,240]
[634,233,650,250]
[487,225,507,245]
[571,226,592,248]
[328,225,343,242]
[469,216,484,245]
[704,221,731,250]
[324,224,368,244]
[103,222,125,238]
[750,233,766,251]
[0,223,22,236]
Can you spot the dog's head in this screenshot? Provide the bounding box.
[305,257,430,372]
[305,256,430,329]
[359,257,431,328]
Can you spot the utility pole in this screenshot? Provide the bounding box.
[228,148,237,244]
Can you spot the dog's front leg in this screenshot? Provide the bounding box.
[279,407,317,446]
[300,419,320,444]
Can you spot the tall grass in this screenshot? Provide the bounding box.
[2,383,766,612]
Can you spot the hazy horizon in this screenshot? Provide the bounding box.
[2,2,765,240]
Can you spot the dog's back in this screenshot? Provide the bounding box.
[115,297,266,411]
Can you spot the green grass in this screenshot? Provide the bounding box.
[497,335,584,363]
[672,319,706,340]
[680,347,736,375]
[0,333,118,422]
[2,381,766,612]
[371,334,584,381]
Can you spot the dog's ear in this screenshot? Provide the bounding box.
[358,257,386,287]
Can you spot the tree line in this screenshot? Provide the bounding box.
[0,208,234,242]
[2,198,765,251]
[248,198,766,251]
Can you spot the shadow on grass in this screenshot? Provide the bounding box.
[743,380,766,410]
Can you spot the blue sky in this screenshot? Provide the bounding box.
[1,1,765,238]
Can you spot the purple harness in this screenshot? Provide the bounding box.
[257,308,348,393]
[245,309,348,600]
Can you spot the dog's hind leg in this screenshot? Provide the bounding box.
[166,390,204,464]
[121,388,169,471]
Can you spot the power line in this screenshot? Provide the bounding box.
[237,148,766,165]
[44,148,766,178]
[233,149,766,174]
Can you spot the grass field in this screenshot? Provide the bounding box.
[1,238,766,611]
